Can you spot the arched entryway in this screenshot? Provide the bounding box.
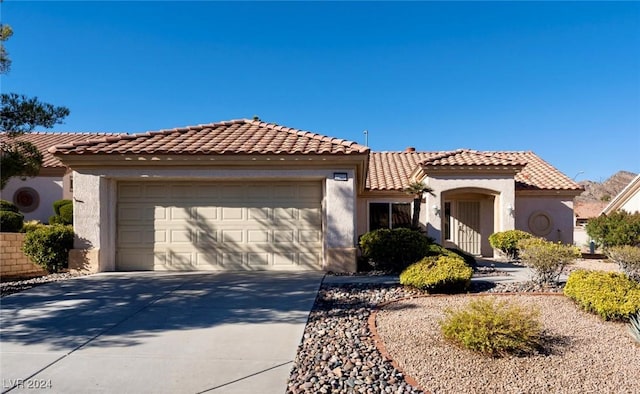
[441,188,499,256]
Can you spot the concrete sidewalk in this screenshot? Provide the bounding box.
[473,258,535,283]
[322,259,535,286]
[0,271,323,394]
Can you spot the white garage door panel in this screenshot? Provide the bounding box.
[116,182,323,271]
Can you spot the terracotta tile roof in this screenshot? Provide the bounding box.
[49,119,370,156]
[574,201,608,219]
[420,149,528,167]
[367,150,582,192]
[0,132,121,168]
[367,151,443,191]
[491,151,582,191]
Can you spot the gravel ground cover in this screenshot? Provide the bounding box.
[287,284,424,393]
[0,272,88,297]
[376,294,640,394]
[567,259,620,273]
[4,259,632,393]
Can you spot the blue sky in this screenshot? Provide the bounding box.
[2,1,639,182]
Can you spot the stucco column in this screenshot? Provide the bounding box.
[69,172,115,273]
[425,191,442,242]
[324,170,357,272]
[500,187,516,232]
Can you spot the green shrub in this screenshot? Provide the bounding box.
[440,297,543,357]
[0,211,24,232]
[489,230,533,260]
[59,203,73,224]
[22,225,74,273]
[0,199,20,213]
[563,270,640,321]
[359,228,430,272]
[422,243,476,267]
[586,210,640,248]
[518,238,581,285]
[607,245,640,281]
[49,199,73,225]
[53,199,72,215]
[446,247,477,268]
[399,255,473,293]
[21,220,45,233]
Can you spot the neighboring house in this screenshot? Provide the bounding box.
[50,119,583,273]
[573,201,608,251]
[601,174,640,215]
[0,132,118,222]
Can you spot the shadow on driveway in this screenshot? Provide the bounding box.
[0,271,323,350]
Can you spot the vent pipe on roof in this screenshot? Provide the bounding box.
[405,147,416,152]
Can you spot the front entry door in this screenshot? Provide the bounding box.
[453,201,481,255]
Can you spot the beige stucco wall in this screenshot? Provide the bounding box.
[0,176,64,223]
[424,174,516,250]
[515,195,575,244]
[620,191,640,214]
[72,167,358,272]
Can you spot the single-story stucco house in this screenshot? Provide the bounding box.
[0,132,117,222]
[573,201,609,251]
[602,174,640,215]
[49,119,583,272]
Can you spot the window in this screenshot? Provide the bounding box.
[444,201,451,240]
[369,202,411,230]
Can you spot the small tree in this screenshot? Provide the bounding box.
[585,210,640,249]
[404,181,434,229]
[0,23,70,189]
[0,23,12,74]
[607,245,640,281]
[519,238,581,285]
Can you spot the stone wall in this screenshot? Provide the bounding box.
[0,233,47,278]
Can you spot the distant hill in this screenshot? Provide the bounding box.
[575,171,637,203]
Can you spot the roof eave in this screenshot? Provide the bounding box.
[421,165,525,176]
[516,188,584,197]
[601,174,640,215]
[53,151,369,166]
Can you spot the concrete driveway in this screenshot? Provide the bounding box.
[0,271,323,393]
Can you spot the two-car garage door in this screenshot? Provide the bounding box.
[116,181,323,271]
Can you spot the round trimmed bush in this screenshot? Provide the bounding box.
[564,270,640,321]
[359,228,430,272]
[0,199,20,213]
[440,297,543,357]
[489,230,533,260]
[53,199,72,215]
[22,224,74,273]
[49,199,73,225]
[0,211,24,232]
[58,203,73,224]
[399,255,473,293]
